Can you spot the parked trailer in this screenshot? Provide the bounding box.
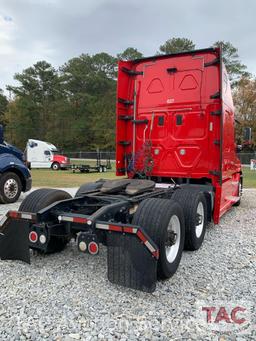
[71,164,107,173]
[71,152,112,173]
[0,48,242,292]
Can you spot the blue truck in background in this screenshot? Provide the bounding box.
[0,126,32,203]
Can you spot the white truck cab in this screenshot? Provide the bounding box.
[26,139,70,170]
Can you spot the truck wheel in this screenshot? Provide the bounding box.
[0,172,22,204]
[51,162,60,170]
[172,188,207,251]
[132,198,185,280]
[19,188,72,253]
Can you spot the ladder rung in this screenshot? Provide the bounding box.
[118,115,133,121]
[132,119,149,124]
[118,141,131,146]
[118,98,134,106]
[121,67,143,76]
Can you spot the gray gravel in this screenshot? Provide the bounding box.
[0,188,255,340]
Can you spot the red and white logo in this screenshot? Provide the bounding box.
[196,300,252,334]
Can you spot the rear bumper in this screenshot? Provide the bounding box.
[0,210,159,293]
[25,177,32,192]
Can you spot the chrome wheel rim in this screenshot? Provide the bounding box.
[165,215,181,263]
[196,202,204,238]
[4,178,18,199]
[53,164,58,170]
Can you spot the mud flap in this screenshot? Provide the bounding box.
[107,232,157,293]
[0,218,30,263]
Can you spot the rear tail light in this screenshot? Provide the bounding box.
[29,231,38,243]
[88,241,99,255]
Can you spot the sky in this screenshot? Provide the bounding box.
[0,0,255,93]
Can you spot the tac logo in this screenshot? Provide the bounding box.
[195,301,253,334]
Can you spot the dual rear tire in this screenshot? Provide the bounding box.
[132,188,208,280]
[132,198,185,279]
[172,188,208,251]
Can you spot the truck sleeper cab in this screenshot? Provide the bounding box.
[26,139,70,170]
[0,48,242,293]
[116,47,241,223]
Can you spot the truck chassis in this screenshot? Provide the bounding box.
[0,179,218,292]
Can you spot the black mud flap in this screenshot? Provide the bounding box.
[0,218,30,263]
[107,232,157,293]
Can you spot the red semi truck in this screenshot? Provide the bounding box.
[0,48,242,292]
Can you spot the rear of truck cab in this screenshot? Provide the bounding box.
[116,47,242,223]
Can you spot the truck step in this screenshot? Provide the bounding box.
[118,141,131,146]
[132,119,149,124]
[118,98,134,106]
[118,115,133,121]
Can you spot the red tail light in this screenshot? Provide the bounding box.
[88,241,99,255]
[29,231,38,243]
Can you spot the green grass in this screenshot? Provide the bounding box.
[31,165,256,188]
[242,167,256,188]
[31,168,119,188]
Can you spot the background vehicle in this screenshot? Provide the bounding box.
[71,150,112,173]
[0,47,243,292]
[0,125,31,203]
[25,139,70,170]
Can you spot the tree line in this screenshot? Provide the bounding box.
[0,38,255,151]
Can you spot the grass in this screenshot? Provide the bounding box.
[31,165,256,188]
[242,167,256,188]
[31,160,118,187]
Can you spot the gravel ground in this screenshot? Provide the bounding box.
[0,188,255,341]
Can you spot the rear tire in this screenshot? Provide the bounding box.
[0,172,22,204]
[172,188,208,251]
[132,198,185,280]
[19,188,72,253]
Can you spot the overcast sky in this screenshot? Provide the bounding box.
[0,0,255,93]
